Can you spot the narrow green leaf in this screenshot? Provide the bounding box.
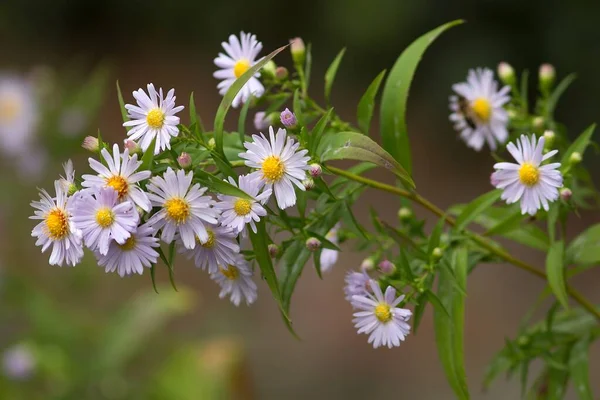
[566,223,600,265]
[278,240,312,312]
[342,200,369,240]
[209,150,236,178]
[357,70,386,135]
[412,275,433,333]
[324,48,346,105]
[454,190,501,231]
[561,124,596,173]
[193,170,252,200]
[116,80,129,128]
[140,138,157,170]
[237,95,252,146]
[569,336,594,400]
[546,240,568,309]
[483,209,523,237]
[380,20,463,173]
[309,108,333,155]
[189,92,205,141]
[547,203,559,243]
[313,250,323,280]
[157,247,178,291]
[425,289,452,320]
[546,74,577,119]
[150,264,159,294]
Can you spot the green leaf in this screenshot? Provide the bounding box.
[278,240,312,313]
[309,108,333,155]
[209,150,236,178]
[318,131,415,188]
[566,223,600,265]
[140,138,157,170]
[116,80,129,128]
[237,96,252,145]
[569,336,594,400]
[561,124,596,173]
[214,44,288,159]
[483,209,523,237]
[454,190,501,232]
[342,200,369,240]
[157,247,178,291]
[380,20,463,173]
[150,264,159,294]
[324,48,346,105]
[427,216,445,260]
[546,240,568,309]
[546,74,577,119]
[193,171,252,200]
[357,70,386,135]
[189,92,205,141]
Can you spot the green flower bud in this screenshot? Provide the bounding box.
[305,237,321,252]
[543,130,555,147]
[360,257,375,271]
[432,247,444,260]
[262,60,277,78]
[207,138,216,150]
[290,37,306,66]
[569,151,582,165]
[268,244,280,258]
[532,116,544,129]
[397,207,412,221]
[497,62,515,86]
[67,183,78,196]
[539,63,556,90]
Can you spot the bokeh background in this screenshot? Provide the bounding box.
[1,0,599,398]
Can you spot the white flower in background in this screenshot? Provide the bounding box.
[351,280,412,349]
[58,159,76,193]
[71,187,139,255]
[214,32,265,108]
[210,255,257,306]
[449,68,510,151]
[81,144,152,212]
[2,344,35,380]
[239,127,310,209]
[147,167,219,249]
[215,174,272,235]
[320,225,340,273]
[30,180,83,267]
[492,134,562,215]
[123,83,184,155]
[0,75,38,155]
[178,223,239,273]
[344,270,371,301]
[96,223,160,277]
[253,111,269,131]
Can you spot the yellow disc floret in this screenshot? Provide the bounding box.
[45,208,69,240]
[470,97,492,123]
[374,303,393,323]
[262,155,285,182]
[220,265,239,280]
[95,207,115,228]
[146,108,165,129]
[233,59,251,78]
[518,163,540,186]
[233,199,252,216]
[164,197,190,224]
[118,236,136,251]
[106,176,129,198]
[201,230,215,249]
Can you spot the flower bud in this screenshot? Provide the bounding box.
[559,188,572,202]
[253,111,269,131]
[305,237,321,252]
[532,116,544,129]
[543,130,555,146]
[290,37,306,66]
[178,152,192,169]
[507,109,518,120]
[302,177,314,191]
[497,62,515,85]
[360,257,375,272]
[262,60,276,78]
[397,207,412,222]
[82,136,99,152]
[432,247,444,260]
[275,66,289,80]
[67,183,78,196]
[309,163,322,178]
[378,259,396,275]
[539,63,556,89]
[268,244,280,258]
[569,151,582,165]
[207,137,216,150]
[280,108,297,128]
[123,139,141,155]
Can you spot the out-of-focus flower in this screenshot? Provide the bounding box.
[275,66,289,80]
[2,344,35,380]
[378,259,395,275]
[320,225,339,273]
[178,223,239,274]
[253,111,269,131]
[0,75,38,156]
[210,255,257,306]
[344,270,370,301]
[497,62,515,86]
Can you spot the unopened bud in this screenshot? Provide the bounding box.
[253,112,269,131]
[543,130,555,146]
[560,188,572,202]
[517,335,530,347]
[309,163,322,177]
[569,151,582,165]
[305,237,321,252]
[262,60,276,78]
[432,247,444,260]
[378,259,396,275]
[302,177,314,190]
[497,62,515,85]
[360,258,375,272]
[539,63,556,89]
[507,109,518,120]
[532,116,544,129]
[67,184,78,196]
[123,139,141,155]
[275,66,289,80]
[290,37,306,66]
[207,138,216,150]
[397,207,412,221]
[268,244,280,258]
[280,108,297,128]
[178,152,192,169]
[81,136,99,152]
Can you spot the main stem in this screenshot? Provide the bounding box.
[327,165,600,322]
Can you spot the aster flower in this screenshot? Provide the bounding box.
[146,167,219,249]
[352,280,412,349]
[449,68,510,151]
[30,180,84,266]
[214,32,265,108]
[492,134,562,215]
[239,127,310,209]
[0,75,38,155]
[178,223,239,273]
[81,143,152,211]
[215,174,271,235]
[71,187,139,256]
[210,255,258,306]
[320,225,340,273]
[123,83,184,154]
[96,223,160,277]
[344,270,371,301]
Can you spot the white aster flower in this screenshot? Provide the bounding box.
[214,32,265,108]
[239,127,310,209]
[320,225,340,273]
[71,187,139,255]
[81,143,152,211]
[450,68,510,151]
[215,174,271,235]
[0,75,38,155]
[123,83,184,154]
[492,134,562,215]
[352,280,412,349]
[210,255,257,306]
[96,222,160,277]
[147,167,219,249]
[344,270,371,301]
[178,223,239,273]
[30,180,84,267]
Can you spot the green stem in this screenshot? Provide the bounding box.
[327,165,600,322]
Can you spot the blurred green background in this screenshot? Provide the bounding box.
[1,0,599,399]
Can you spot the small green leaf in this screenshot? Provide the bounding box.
[209,150,237,178]
[116,80,129,128]
[357,70,386,135]
[324,48,346,105]
[454,190,501,231]
[313,250,323,280]
[561,124,596,173]
[566,223,600,265]
[140,138,157,170]
[483,209,523,237]
[546,240,568,309]
[546,74,577,119]
[309,108,333,154]
[189,92,205,141]
[569,336,594,400]
[342,200,369,240]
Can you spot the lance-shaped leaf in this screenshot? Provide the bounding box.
[561,124,596,173]
[140,138,157,171]
[566,223,600,265]
[569,335,594,400]
[193,169,253,200]
[380,20,463,173]
[309,108,333,154]
[357,70,386,135]
[545,73,577,119]
[454,189,501,232]
[278,240,312,313]
[116,80,129,128]
[546,240,569,309]
[189,92,205,141]
[324,48,346,105]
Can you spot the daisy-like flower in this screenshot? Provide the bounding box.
[239,127,310,209]
[320,225,340,273]
[449,68,510,151]
[352,280,412,349]
[491,134,562,215]
[344,270,371,301]
[0,75,38,156]
[81,143,152,211]
[178,223,239,273]
[30,180,84,266]
[71,187,139,256]
[210,255,258,306]
[123,83,184,154]
[147,167,219,249]
[96,223,160,277]
[215,174,272,235]
[58,159,76,194]
[214,32,265,108]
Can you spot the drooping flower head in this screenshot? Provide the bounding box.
[492,134,562,215]
[123,83,184,155]
[214,32,265,108]
[449,68,510,151]
[239,127,310,209]
[210,254,258,306]
[0,75,38,155]
[178,223,239,273]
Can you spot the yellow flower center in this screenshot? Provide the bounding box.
[0,96,21,122]
[118,236,136,251]
[106,175,129,199]
[164,197,190,224]
[233,198,252,216]
[233,59,251,78]
[201,230,215,249]
[470,97,492,122]
[95,207,115,228]
[374,304,392,323]
[262,155,285,182]
[146,108,165,129]
[518,163,540,186]
[219,265,239,280]
[45,209,69,240]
